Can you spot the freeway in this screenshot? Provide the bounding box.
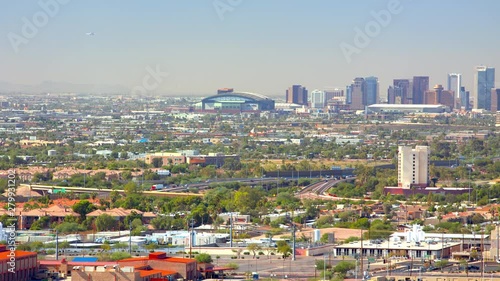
[21,184,203,197]
[297,177,356,196]
[23,178,282,197]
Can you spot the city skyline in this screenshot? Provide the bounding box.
[1,0,500,96]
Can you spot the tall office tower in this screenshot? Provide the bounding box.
[309,90,326,109]
[412,76,430,104]
[350,77,365,110]
[387,86,395,104]
[393,79,411,104]
[440,90,455,110]
[325,88,344,102]
[492,88,500,112]
[345,85,353,104]
[424,84,454,109]
[398,145,430,189]
[460,87,470,110]
[424,90,438,105]
[286,85,308,105]
[460,87,466,109]
[325,88,344,98]
[434,84,444,103]
[474,66,495,110]
[447,73,462,109]
[364,76,379,106]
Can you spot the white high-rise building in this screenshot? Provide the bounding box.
[447,73,462,98]
[398,146,430,189]
[309,89,326,109]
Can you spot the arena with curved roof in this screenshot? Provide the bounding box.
[196,89,275,113]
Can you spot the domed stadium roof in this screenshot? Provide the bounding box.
[202,91,272,102]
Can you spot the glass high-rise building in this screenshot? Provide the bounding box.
[364,76,379,106]
[345,85,352,105]
[473,66,495,110]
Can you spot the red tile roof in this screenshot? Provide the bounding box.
[68,261,118,266]
[0,250,37,261]
[118,257,149,262]
[118,254,195,264]
[138,269,177,277]
[39,259,66,265]
[139,269,160,277]
[165,257,195,264]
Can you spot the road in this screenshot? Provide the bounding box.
[214,255,342,279]
[23,184,203,197]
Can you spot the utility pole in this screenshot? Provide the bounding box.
[277,168,279,196]
[360,229,363,278]
[129,225,132,255]
[189,219,195,258]
[292,223,296,261]
[468,168,471,205]
[481,231,484,279]
[497,224,499,262]
[55,230,59,261]
[386,238,390,276]
[229,213,233,248]
[323,254,326,281]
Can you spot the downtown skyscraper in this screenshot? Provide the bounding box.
[412,76,429,104]
[286,85,308,105]
[391,79,412,104]
[309,89,326,109]
[349,77,365,110]
[349,76,378,110]
[447,73,462,108]
[364,76,379,106]
[473,66,495,110]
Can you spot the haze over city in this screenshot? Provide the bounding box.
[4,2,500,281]
[1,0,500,97]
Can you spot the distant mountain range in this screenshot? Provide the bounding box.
[0,81,130,94]
[0,81,283,98]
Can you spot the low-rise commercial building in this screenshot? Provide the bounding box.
[0,245,38,281]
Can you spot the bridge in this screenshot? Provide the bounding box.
[21,184,203,197]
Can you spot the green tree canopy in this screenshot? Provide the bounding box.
[195,253,213,263]
[72,200,96,220]
[95,214,117,231]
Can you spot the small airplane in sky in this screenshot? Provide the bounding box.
[86,32,95,36]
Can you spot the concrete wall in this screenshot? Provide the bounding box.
[71,270,144,281]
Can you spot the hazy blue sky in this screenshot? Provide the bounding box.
[1,0,499,97]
